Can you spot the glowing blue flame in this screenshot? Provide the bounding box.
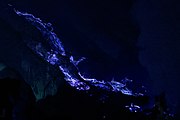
[14,9,145,96]
[70,56,86,66]
[14,9,66,56]
[125,103,142,112]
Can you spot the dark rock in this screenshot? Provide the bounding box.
[0,65,36,120]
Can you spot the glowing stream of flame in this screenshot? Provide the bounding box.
[14,9,145,97]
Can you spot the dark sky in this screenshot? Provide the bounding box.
[134,0,180,113]
[1,0,180,115]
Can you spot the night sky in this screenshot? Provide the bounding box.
[0,0,180,117]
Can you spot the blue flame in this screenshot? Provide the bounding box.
[14,9,66,56]
[14,9,145,96]
[125,103,142,112]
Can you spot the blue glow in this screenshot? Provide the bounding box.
[70,56,86,66]
[59,66,90,90]
[14,9,66,56]
[125,103,142,112]
[14,9,145,96]
[47,51,59,65]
